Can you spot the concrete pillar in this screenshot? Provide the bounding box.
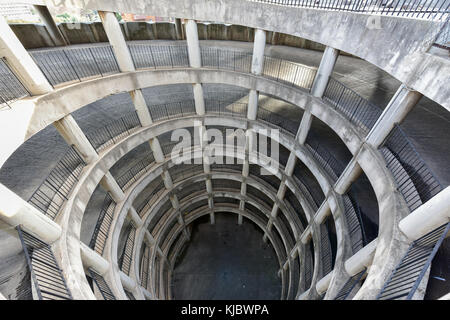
[0,183,61,244]
[311,46,340,98]
[251,29,266,75]
[149,138,165,163]
[100,172,125,202]
[210,212,215,225]
[99,11,135,72]
[334,158,362,195]
[344,238,377,276]
[129,89,152,126]
[316,271,333,295]
[0,15,52,95]
[247,90,259,120]
[120,271,136,291]
[193,83,205,115]
[285,153,297,177]
[80,242,109,275]
[185,20,201,68]
[296,109,313,145]
[366,84,422,147]
[33,5,67,46]
[399,186,450,241]
[53,114,98,164]
[238,213,243,225]
[174,18,183,40]
[128,207,143,228]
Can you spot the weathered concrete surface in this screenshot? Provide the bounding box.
[25,0,448,108]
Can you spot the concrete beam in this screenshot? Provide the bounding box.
[0,183,61,243]
[80,242,109,275]
[185,19,201,68]
[53,114,98,164]
[316,271,333,295]
[399,186,450,241]
[251,29,266,76]
[344,238,378,276]
[99,11,135,72]
[311,46,339,98]
[366,84,422,148]
[33,5,67,46]
[100,172,125,202]
[0,15,52,95]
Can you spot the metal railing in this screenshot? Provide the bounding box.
[292,174,323,211]
[116,154,156,191]
[0,58,30,109]
[88,268,116,300]
[85,111,141,153]
[305,135,347,183]
[135,180,166,218]
[30,45,120,87]
[28,146,85,220]
[201,46,252,73]
[248,0,450,21]
[258,105,300,136]
[433,16,449,49]
[334,268,366,300]
[205,99,248,117]
[140,243,150,290]
[118,224,136,276]
[89,193,116,255]
[304,242,314,290]
[17,226,72,300]
[262,56,317,91]
[323,78,383,133]
[320,223,333,277]
[124,290,136,300]
[128,43,190,69]
[148,100,196,122]
[343,194,367,253]
[379,124,443,212]
[377,222,450,300]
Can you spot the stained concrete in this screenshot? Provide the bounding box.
[172,213,281,300]
[0,41,448,299]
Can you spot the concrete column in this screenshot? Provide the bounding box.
[251,29,266,75]
[316,271,333,295]
[129,89,153,126]
[366,84,422,147]
[399,186,450,241]
[100,172,125,202]
[311,46,340,98]
[344,238,378,276]
[334,158,362,195]
[185,19,201,68]
[174,18,183,40]
[128,207,143,228]
[53,114,98,164]
[247,90,259,120]
[80,242,109,275]
[149,138,165,163]
[0,183,61,244]
[0,15,52,95]
[296,109,313,145]
[285,153,297,177]
[120,271,136,291]
[33,5,67,46]
[98,11,135,72]
[193,83,205,115]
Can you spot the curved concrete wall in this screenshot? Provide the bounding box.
[28,0,449,109]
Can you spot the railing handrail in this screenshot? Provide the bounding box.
[247,0,450,21]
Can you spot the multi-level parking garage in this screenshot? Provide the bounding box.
[0,0,449,301]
